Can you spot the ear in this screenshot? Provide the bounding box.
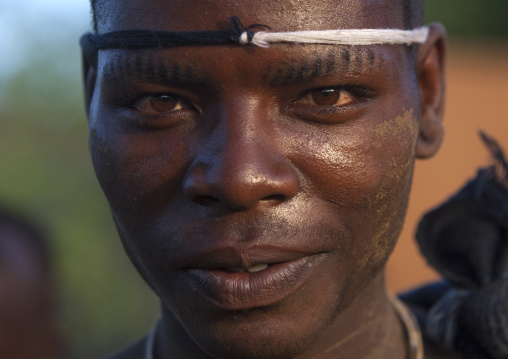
[81,38,98,119]
[416,23,447,159]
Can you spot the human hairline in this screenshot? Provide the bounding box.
[89,0,424,33]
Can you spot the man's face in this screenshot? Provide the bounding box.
[87,0,425,357]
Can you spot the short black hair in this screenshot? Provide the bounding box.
[403,0,424,30]
[90,0,424,33]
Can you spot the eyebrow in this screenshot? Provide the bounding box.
[265,46,379,87]
[101,45,382,89]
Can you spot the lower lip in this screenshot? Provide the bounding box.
[184,254,327,310]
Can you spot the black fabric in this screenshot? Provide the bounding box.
[399,281,452,326]
[404,131,508,359]
[416,131,508,289]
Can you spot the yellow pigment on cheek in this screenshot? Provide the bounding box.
[312,141,357,170]
[355,109,418,269]
[372,108,419,152]
[366,108,418,206]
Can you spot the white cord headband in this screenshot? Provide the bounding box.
[80,16,430,53]
[239,27,430,48]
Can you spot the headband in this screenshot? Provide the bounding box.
[80,16,429,53]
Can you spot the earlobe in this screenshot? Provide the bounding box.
[416,23,447,159]
[416,106,445,159]
[81,44,98,119]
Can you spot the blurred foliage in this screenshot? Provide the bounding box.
[0,34,158,359]
[0,1,506,358]
[425,0,508,39]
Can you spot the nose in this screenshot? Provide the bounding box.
[183,100,299,210]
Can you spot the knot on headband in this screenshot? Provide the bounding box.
[229,16,272,45]
[80,16,272,55]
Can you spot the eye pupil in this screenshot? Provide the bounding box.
[311,89,341,106]
[150,95,178,112]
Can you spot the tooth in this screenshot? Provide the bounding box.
[247,264,269,273]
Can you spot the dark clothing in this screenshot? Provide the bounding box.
[405,132,508,359]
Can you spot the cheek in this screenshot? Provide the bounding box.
[291,109,419,262]
[293,109,417,201]
[355,109,419,272]
[365,108,419,215]
[88,121,192,227]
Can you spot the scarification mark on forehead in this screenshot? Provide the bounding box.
[100,44,385,90]
[266,46,381,87]
[101,52,206,87]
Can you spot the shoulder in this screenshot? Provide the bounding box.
[104,338,147,359]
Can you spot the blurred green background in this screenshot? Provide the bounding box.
[426,0,508,39]
[0,1,506,358]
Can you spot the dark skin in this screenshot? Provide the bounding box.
[84,0,447,357]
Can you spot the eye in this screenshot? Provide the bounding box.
[301,88,355,107]
[286,86,373,124]
[133,94,186,114]
[122,93,199,129]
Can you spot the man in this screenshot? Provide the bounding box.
[81,0,449,357]
[0,206,63,359]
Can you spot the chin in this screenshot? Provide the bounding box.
[193,322,318,359]
[162,283,347,359]
[206,344,306,359]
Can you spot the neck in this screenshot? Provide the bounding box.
[155,309,213,359]
[155,272,406,359]
[294,272,407,359]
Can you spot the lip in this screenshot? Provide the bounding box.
[184,253,328,310]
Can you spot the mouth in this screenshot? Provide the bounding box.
[226,263,269,273]
[183,253,328,311]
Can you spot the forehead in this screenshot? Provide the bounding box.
[99,44,400,93]
[97,0,405,33]
[95,0,412,96]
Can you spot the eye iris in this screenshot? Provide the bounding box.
[150,95,178,112]
[311,89,341,106]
